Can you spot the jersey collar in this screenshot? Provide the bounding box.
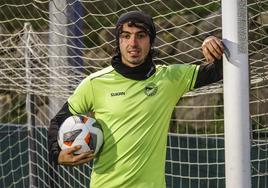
[111,54,156,80]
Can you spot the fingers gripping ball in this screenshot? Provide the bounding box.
[58,116,103,155]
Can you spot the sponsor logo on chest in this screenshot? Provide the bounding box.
[111,92,125,97]
[110,82,158,97]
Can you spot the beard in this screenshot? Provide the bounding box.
[121,48,148,67]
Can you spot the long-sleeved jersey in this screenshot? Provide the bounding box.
[48,60,222,188]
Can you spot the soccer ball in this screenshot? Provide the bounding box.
[58,115,103,155]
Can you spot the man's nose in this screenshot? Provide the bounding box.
[129,35,138,46]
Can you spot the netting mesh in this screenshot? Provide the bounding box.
[0,0,267,188]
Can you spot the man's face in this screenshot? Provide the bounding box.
[119,23,150,67]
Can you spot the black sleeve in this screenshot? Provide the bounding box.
[48,102,73,165]
[194,59,223,89]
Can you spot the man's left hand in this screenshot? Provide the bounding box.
[202,36,224,63]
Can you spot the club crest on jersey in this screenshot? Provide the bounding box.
[144,83,158,96]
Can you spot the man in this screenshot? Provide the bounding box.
[48,11,224,188]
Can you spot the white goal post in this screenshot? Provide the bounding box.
[222,0,251,188]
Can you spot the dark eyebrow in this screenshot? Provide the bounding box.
[120,31,131,34]
[120,30,147,34]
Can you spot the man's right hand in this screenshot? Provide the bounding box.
[58,145,94,166]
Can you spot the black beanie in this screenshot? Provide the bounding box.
[115,11,156,44]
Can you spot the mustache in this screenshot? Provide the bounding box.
[127,46,140,51]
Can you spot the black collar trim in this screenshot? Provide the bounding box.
[111,55,156,80]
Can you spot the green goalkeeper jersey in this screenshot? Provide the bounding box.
[68,64,199,188]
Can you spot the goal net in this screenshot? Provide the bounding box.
[0,0,267,188]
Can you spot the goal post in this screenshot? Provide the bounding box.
[222,0,251,187]
[24,22,38,188]
[48,0,84,120]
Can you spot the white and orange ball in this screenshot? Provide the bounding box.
[58,115,103,155]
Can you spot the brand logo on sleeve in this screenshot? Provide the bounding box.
[144,83,158,96]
